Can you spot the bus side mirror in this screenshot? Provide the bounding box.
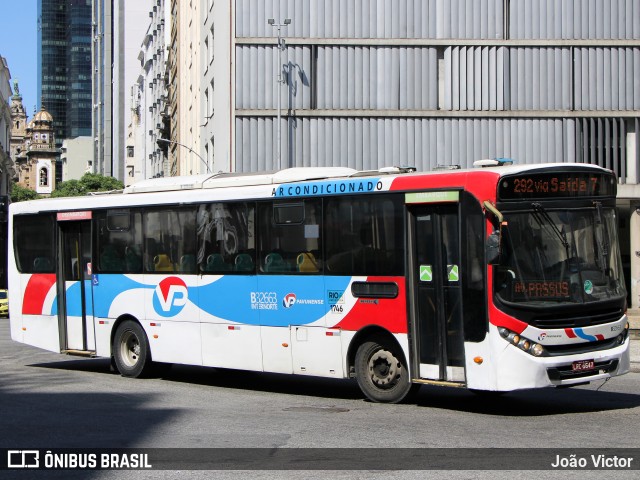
[486,230,501,265]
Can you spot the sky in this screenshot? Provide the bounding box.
[0,0,38,118]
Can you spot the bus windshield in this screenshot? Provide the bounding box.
[494,205,625,306]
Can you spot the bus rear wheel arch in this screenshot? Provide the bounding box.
[112,319,151,378]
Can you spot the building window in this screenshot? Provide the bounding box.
[39,167,49,187]
[204,88,209,119]
[204,36,209,69]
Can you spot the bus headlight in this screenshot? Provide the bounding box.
[498,327,546,357]
[530,343,545,357]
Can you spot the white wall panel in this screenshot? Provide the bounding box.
[236,45,312,110]
[313,47,438,110]
[510,0,640,39]
[508,48,572,110]
[573,48,640,110]
[444,47,506,111]
[236,0,503,39]
[235,117,579,172]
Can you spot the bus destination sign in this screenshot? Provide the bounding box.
[498,172,615,201]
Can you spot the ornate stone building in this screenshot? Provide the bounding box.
[11,89,57,195]
[9,81,27,165]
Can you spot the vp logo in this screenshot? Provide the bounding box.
[283,293,297,309]
[153,277,189,317]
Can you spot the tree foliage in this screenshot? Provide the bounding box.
[10,174,124,202]
[10,183,40,202]
[50,173,124,198]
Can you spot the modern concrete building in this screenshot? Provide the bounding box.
[164,0,203,176]
[201,0,231,174]
[60,136,93,181]
[198,0,640,307]
[131,0,170,180]
[227,0,639,174]
[129,0,202,179]
[112,0,154,182]
[93,0,154,182]
[92,0,113,179]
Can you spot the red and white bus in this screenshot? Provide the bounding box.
[8,162,630,402]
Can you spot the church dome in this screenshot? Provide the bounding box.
[33,106,53,123]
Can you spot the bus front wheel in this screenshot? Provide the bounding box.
[113,320,151,378]
[355,339,417,403]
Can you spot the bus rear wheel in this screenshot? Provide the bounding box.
[355,339,417,403]
[113,320,151,378]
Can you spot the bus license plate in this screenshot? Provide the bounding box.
[572,360,595,372]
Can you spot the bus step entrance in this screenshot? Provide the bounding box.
[62,349,97,358]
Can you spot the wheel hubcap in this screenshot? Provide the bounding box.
[120,331,140,367]
[368,349,402,388]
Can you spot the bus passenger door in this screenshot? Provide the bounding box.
[58,220,95,352]
[409,203,465,383]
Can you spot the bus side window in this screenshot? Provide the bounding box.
[258,200,322,275]
[97,210,142,274]
[144,208,196,274]
[13,214,55,274]
[197,202,255,274]
[324,195,404,276]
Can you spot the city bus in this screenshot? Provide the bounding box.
[8,162,630,403]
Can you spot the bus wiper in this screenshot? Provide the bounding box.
[531,203,569,252]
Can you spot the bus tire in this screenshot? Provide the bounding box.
[113,320,151,378]
[355,339,416,403]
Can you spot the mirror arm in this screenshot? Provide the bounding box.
[483,200,503,224]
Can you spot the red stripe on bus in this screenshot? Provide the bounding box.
[389,171,500,202]
[22,274,56,315]
[330,277,408,334]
